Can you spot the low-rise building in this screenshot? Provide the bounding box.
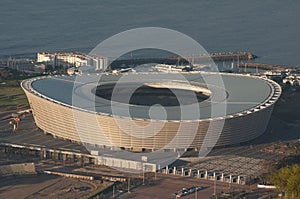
[37,52,107,70]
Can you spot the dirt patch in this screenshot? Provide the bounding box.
[0,174,106,199]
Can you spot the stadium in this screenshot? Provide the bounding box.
[21,72,281,152]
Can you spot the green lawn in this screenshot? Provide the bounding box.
[0,80,29,109]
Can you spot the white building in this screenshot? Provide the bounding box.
[283,75,300,86]
[6,57,35,71]
[86,55,108,71]
[37,52,107,70]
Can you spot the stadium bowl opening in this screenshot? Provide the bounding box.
[93,81,211,106]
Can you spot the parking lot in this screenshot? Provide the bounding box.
[118,173,248,199]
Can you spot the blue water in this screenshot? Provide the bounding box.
[0,0,299,66]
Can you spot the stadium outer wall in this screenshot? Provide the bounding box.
[21,74,281,152]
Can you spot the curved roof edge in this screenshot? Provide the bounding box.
[21,72,282,122]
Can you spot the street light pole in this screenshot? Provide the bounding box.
[142,162,145,185]
[141,156,147,185]
[214,176,217,199]
[128,178,130,193]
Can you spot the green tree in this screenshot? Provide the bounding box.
[270,164,300,199]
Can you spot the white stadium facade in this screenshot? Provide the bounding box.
[21,72,281,153]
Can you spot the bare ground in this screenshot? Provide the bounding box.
[0,174,106,199]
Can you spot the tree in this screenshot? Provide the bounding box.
[270,164,300,199]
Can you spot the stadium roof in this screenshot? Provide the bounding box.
[24,72,280,121]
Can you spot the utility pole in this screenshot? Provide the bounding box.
[141,156,147,185]
[112,184,115,198]
[127,178,130,193]
[142,162,145,185]
[214,176,217,199]
[214,161,217,199]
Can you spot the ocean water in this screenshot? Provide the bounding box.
[0,0,299,66]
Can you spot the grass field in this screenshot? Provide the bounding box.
[0,80,29,110]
